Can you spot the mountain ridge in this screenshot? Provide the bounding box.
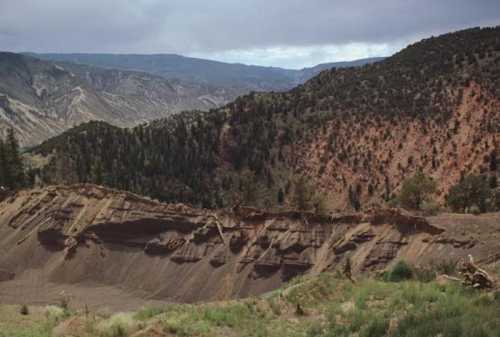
[28,52,384,91]
[26,26,500,211]
[1,52,382,146]
[0,52,236,146]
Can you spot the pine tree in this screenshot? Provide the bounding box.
[3,129,24,189]
[293,176,314,211]
[490,151,497,172]
[348,185,361,211]
[277,188,285,204]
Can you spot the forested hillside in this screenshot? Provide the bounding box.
[29,27,500,210]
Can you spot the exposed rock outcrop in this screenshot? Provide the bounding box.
[0,52,231,146]
[0,184,499,306]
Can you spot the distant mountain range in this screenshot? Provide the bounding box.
[0,52,382,146]
[0,52,235,146]
[29,53,384,92]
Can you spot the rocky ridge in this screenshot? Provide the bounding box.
[0,52,231,146]
[0,184,498,305]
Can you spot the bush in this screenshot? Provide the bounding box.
[133,306,165,321]
[447,175,493,213]
[102,324,126,337]
[398,171,437,210]
[97,313,140,337]
[360,316,389,337]
[421,200,440,215]
[292,176,315,211]
[386,261,414,282]
[20,304,29,315]
[434,260,459,275]
[413,267,437,283]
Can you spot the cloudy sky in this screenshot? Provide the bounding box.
[1,0,499,69]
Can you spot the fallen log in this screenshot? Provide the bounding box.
[458,255,495,289]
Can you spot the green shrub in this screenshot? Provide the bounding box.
[101,324,126,337]
[386,261,414,282]
[359,316,389,337]
[97,313,140,337]
[133,306,165,321]
[267,298,281,316]
[413,267,436,283]
[19,304,29,316]
[447,175,493,213]
[306,321,324,337]
[398,171,437,210]
[202,304,251,328]
[434,260,459,275]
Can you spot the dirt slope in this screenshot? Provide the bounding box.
[0,185,499,309]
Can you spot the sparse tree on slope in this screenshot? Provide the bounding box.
[398,170,436,210]
[447,175,493,213]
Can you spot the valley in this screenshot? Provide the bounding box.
[0,21,499,337]
[0,53,234,146]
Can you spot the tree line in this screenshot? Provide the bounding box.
[394,169,499,214]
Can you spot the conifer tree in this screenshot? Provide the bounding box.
[6,128,24,189]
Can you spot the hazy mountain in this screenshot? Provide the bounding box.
[292,58,385,83]
[0,52,235,146]
[1,52,382,146]
[30,53,383,92]
[29,27,500,211]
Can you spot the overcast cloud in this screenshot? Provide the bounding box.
[1,0,499,68]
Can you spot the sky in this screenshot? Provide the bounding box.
[1,0,499,69]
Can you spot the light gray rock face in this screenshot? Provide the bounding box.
[0,52,232,146]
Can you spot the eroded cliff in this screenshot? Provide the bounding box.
[0,185,499,307]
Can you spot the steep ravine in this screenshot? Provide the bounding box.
[0,185,499,308]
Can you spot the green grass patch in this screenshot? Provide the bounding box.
[2,272,500,337]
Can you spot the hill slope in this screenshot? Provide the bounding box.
[29,27,500,210]
[0,53,233,146]
[0,184,498,307]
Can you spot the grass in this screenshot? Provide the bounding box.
[133,306,166,321]
[0,304,69,337]
[1,271,499,337]
[97,312,143,337]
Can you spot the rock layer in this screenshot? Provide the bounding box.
[0,185,499,305]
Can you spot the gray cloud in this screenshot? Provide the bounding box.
[0,0,499,67]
